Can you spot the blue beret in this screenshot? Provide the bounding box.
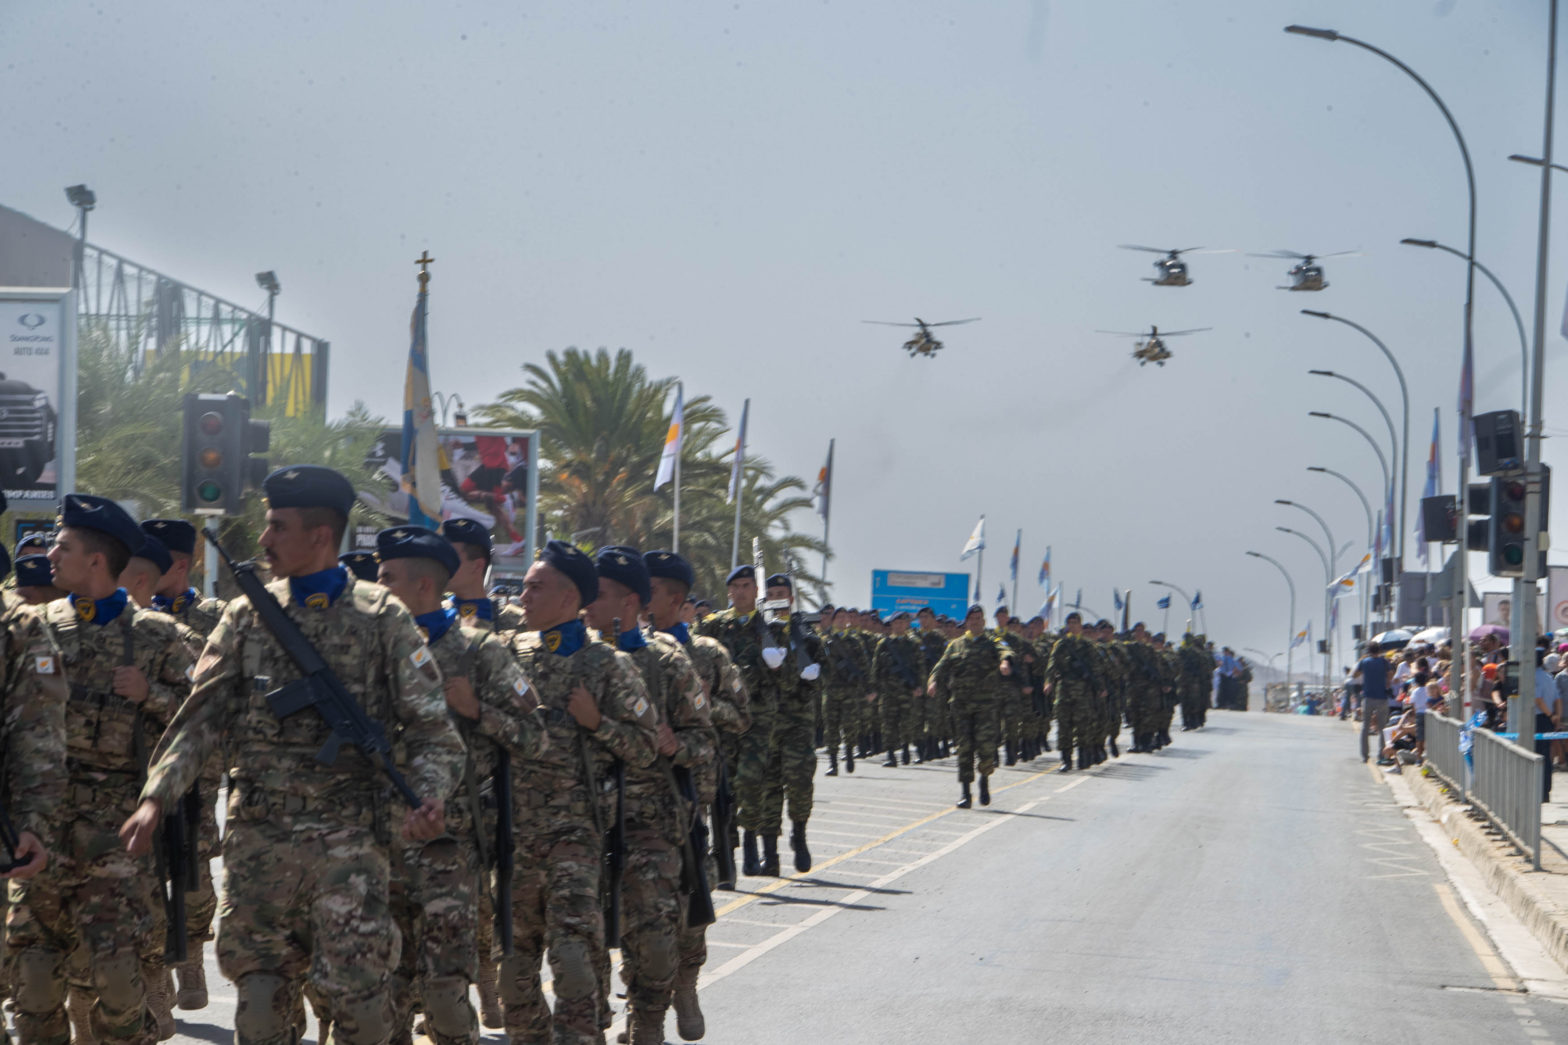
[376,526,460,578]
[14,555,49,587]
[541,539,597,607]
[262,465,356,515]
[60,494,142,558]
[339,551,380,582]
[765,573,791,590]
[967,604,985,616]
[142,519,196,556]
[440,518,492,557]
[131,534,173,575]
[726,565,756,585]
[16,533,48,556]
[594,545,650,605]
[644,549,695,591]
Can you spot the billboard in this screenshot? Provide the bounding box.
[360,425,539,581]
[870,569,970,620]
[0,292,73,504]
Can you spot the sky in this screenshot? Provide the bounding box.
[4,0,1567,674]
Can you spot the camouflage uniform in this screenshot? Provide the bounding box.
[449,597,526,638]
[696,610,775,841]
[390,621,545,1045]
[914,628,949,758]
[1123,641,1164,750]
[871,631,923,761]
[10,598,192,1045]
[753,617,821,839]
[928,633,1001,785]
[1177,637,1213,730]
[817,628,867,770]
[503,629,658,1045]
[138,573,466,1045]
[1046,632,1099,768]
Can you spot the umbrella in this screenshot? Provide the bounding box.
[1408,625,1450,646]
[1469,623,1509,644]
[1371,628,1414,649]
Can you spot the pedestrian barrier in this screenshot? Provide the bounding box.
[1469,726,1544,871]
[1423,712,1467,798]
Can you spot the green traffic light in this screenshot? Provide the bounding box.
[1503,545,1524,566]
[197,480,223,503]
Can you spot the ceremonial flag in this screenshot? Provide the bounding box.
[1009,530,1020,583]
[1415,408,1440,564]
[726,399,749,504]
[654,383,683,490]
[996,583,1006,607]
[813,439,834,520]
[1113,589,1124,612]
[1334,555,1367,591]
[1043,586,1058,618]
[1038,546,1051,588]
[1156,594,1171,609]
[400,263,442,528]
[959,516,986,560]
[1291,622,1311,650]
[1190,590,1202,610]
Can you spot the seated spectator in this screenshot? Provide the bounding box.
[1381,707,1417,770]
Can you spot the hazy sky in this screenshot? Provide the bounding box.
[5,1,1566,669]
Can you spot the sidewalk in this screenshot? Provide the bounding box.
[1379,737,1568,974]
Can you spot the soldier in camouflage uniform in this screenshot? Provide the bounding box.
[644,549,743,1042]
[375,527,547,1045]
[872,612,923,767]
[122,467,465,1045]
[1092,620,1126,760]
[817,608,866,776]
[750,575,822,876]
[1045,612,1100,773]
[442,519,526,637]
[1123,624,1164,753]
[142,521,226,639]
[928,605,1005,808]
[13,541,64,605]
[913,607,950,761]
[1178,634,1214,731]
[502,540,659,1045]
[9,496,193,1045]
[584,547,714,1045]
[1152,635,1180,748]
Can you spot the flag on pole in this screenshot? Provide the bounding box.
[1009,530,1020,583]
[1190,590,1202,610]
[1038,546,1051,588]
[726,399,749,504]
[400,262,443,528]
[1415,407,1440,564]
[1334,554,1368,591]
[959,516,986,560]
[1156,594,1171,609]
[1113,589,1124,612]
[813,439,834,520]
[1043,586,1058,617]
[996,583,1006,607]
[1291,622,1311,650]
[654,384,683,490]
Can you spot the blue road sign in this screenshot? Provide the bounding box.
[870,569,971,620]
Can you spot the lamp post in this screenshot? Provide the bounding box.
[1149,579,1199,634]
[1399,238,1527,419]
[64,184,95,290]
[1308,412,1390,513]
[1309,465,1374,647]
[1278,525,1333,691]
[254,270,280,406]
[1245,551,1296,689]
[1307,370,1397,482]
[1286,21,1477,732]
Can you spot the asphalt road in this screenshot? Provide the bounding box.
[158,710,1566,1044]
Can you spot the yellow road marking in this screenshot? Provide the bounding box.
[1433,882,1522,992]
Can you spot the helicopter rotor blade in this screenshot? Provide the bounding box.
[1118,244,1173,254]
[1094,330,1148,337]
[924,318,981,327]
[1246,250,1307,259]
[1159,327,1213,337]
[862,320,921,327]
[1314,250,1362,259]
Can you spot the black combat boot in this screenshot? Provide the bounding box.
[742,831,761,877]
[883,747,898,767]
[825,749,839,777]
[1159,728,1172,747]
[901,743,911,765]
[790,821,812,873]
[978,773,991,806]
[761,835,780,877]
[1109,736,1120,758]
[845,747,855,773]
[1004,739,1017,767]
[915,739,927,764]
[957,781,973,808]
[1039,733,1050,754]
[1057,752,1073,773]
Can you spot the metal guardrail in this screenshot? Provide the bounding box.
[1470,725,1544,871]
[1423,712,1467,798]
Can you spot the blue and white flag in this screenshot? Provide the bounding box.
[1156,594,1171,610]
[1113,589,1124,612]
[996,583,1006,607]
[959,516,986,560]
[1009,530,1020,583]
[1038,546,1051,588]
[400,263,443,528]
[1190,590,1202,610]
[1415,407,1440,565]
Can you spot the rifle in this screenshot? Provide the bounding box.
[711,758,736,889]
[663,762,716,928]
[492,748,515,956]
[202,530,422,808]
[606,761,626,947]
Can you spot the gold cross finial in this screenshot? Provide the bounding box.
[416,250,435,289]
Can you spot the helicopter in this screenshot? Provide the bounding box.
[861,316,981,358]
[1118,245,1233,287]
[1095,325,1212,367]
[1246,250,1360,291]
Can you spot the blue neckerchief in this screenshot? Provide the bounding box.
[416,606,459,645]
[289,566,349,610]
[69,588,129,627]
[664,621,691,646]
[617,627,647,652]
[541,619,586,657]
[452,597,494,623]
[151,588,200,615]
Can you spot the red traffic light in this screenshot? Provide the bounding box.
[199,411,224,436]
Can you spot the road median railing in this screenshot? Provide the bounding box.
[1423,712,1466,796]
[1422,713,1542,870]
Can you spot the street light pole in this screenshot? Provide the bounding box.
[1287,22,1477,719]
[1309,412,1390,512]
[1308,370,1398,480]
[1149,579,1196,635]
[1278,525,1333,692]
[1309,465,1374,649]
[1246,551,1296,689]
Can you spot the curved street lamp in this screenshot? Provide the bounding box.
[1309,411,1390,514]
[1277,525,1334,691]
[1307,370,1397,483]
[1307,466,1373,549]
[1245,551,1296,687]
[1149,579,1201,634]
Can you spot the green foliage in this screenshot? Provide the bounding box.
[476,347,828,604]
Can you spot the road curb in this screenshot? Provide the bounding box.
[1391,763,1568,976]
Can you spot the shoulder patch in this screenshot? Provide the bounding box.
[513,677,530,698]
[694,691,707,710]
[34,655,55,675]
[411,645,433,668]
[628,695,650,718]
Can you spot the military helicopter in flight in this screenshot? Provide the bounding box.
[1118,245,1234,287]
[862,316,981,358]
[1095,325,1212,367]
[1246,249,1360,291]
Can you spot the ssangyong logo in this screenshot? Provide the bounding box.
[16,314,46,330]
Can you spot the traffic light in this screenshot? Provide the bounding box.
[1465,481,1492,553]
[1487,466,1551,578]
[181,393,270,514]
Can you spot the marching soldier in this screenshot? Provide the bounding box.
[913,607,950,761]
[121,466,465,1045]
[751,575,821,875]
[819,608,867,775]
[142,520,226,638]
[14,539,64,605]
[928,605,1004,808]
[871,612,923,767]
[11,496,195,1045]
[501,540,659,1045]
[340,551,381,582]
[375,526,546,1045]
[441,519,526,636]
[1045,612,1099,772]
[118,537,172,612]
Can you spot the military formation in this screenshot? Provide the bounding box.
[0,464,1235,1045]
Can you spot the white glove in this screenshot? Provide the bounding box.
[800,663,821,682]
[762,647,786,670]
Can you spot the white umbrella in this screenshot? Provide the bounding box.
[1408,626,1449,646]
